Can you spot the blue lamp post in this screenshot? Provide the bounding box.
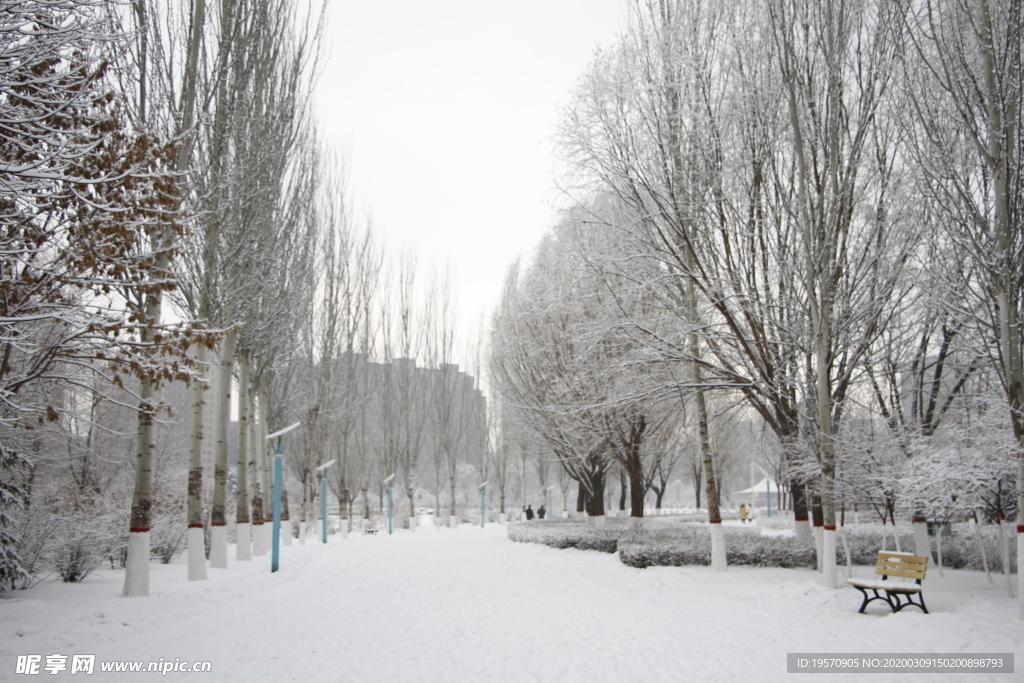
[265,422,300,573]
[316,459,336,544]
[383,473,395,535]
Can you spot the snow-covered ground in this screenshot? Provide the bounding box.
[1,523,1021,682]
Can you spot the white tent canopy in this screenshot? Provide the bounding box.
[733,477,780,508]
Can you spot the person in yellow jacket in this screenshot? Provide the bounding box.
[739,503,748,523]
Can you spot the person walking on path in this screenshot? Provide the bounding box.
[739,504,748,523]
[538,505,546,519]
[525,505,534,521]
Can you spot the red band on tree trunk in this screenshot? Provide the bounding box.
[912,517,926,523]
[710,519,722,524]
[794,514,809,522]
[211,522,226,527]
[1017,525,1024,534]
[129,527,150,533]
[188,523,204,529]
[824,525,836,531]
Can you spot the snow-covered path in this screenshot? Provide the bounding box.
[2,524,1022,682]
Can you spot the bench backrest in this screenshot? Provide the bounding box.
[875,552,928,583]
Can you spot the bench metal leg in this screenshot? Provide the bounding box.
[887,590,928,614]
[852,586,896,614]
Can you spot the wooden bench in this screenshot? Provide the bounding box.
[847,551,928,614]
[364,528,378,536]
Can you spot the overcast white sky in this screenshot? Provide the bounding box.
[315,1,626,354]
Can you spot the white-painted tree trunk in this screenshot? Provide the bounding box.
[187,526,206,581]
[813,525,823,572]
[236,523,252,561]
[590,515,605,529]
[629,516,645,532]
[449,515,458,529]
[235,355,252,559]
[209,526,227,569]
[282,521,292,545]
[710,523,726,571]
[299,520,306,544]
[499,513,507,525]
[210,332,236,570]
[1018,531,1023,619]
[252,522,266,556]
[840,526,852,577]
[340,518,349,539]
[822,528,837,588]
[794,519,811,543]
[998,518,1015,598]
[122,531,150,597]
[913,520,931,566]
[186,345,208,582]
[970,519,992,583]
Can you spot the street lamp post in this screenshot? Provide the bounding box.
[383,473,395,535]
[265,422,300,573]
[316,459,336,544]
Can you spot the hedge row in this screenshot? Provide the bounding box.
[506,518,1018,573]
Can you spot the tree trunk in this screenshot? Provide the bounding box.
[122,0,207,598]
[123,381,156,596]
[281,489,291,545]
[235,352,252,560]
[248,388,265,556]
[811,493,825,573]
[585,470,606,520]
[187,343,208,581]
[209,330,236,568]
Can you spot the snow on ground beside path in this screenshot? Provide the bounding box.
[1,524,1022,682]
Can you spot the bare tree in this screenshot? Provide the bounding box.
[897,0,1024,613]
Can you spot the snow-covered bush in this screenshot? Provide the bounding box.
[507,520,620,553]
[149,488,187,564]
[0,444,31,591]
[618,526,818,569]
[509,518,1016,573]
[34,484,128,583]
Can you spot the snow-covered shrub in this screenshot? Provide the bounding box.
[0,444,31,591]
[507,520,620,553]
[618,526,818,569]
[12,503,58,588]
[36,484,128,583]
[149,488,186,564]
[510,516,1016,573]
